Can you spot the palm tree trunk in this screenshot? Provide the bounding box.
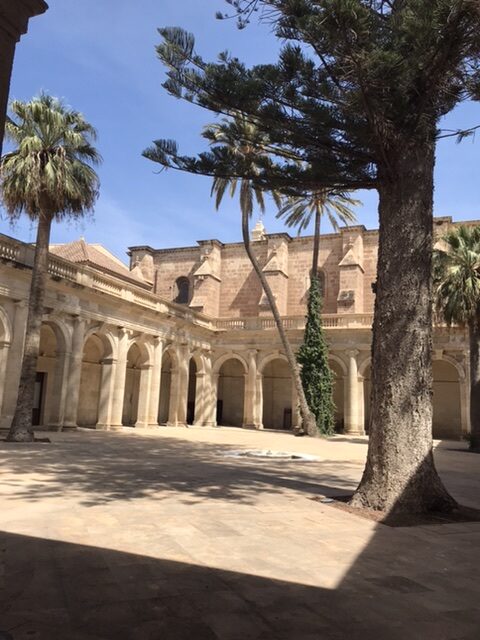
[311,206,321,277]
[468,317,480,452]
[241,210,317,436]
[7,212,52,442]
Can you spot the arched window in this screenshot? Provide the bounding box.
[174,277,190,304]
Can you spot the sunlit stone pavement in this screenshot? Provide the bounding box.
[1,426,480,639]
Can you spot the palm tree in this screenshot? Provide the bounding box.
[1,94,100,442]
[277,190,359,280]
[204,116,318,436]
[433,225,480,452]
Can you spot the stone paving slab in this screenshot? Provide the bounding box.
[1,427,480,639]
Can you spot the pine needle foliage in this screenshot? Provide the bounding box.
[297,275,335,435]
[143,0,480,511]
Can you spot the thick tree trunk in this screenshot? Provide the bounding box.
[7,212,52,442]
[468,318,480,452]
[241,211,317,436]
[351,143,456,514]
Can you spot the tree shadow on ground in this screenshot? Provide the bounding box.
[0,431,361,507]
[1,519,480,639]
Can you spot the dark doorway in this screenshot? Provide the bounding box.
[187,359,197,425]
[32,372,46,426]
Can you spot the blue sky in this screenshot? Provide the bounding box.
[1,0,479,262]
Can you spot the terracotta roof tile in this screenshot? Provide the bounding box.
[50,239,147,286]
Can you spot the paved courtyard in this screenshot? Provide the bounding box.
[1,426,480,639]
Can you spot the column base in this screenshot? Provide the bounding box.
[44,424,63,432]
[62,424,78,432]
[242,422,263,430]
[94,423,111,431]
[344,429,366,436]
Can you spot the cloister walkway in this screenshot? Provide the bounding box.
[1,427,479,639]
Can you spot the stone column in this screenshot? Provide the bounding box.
[291,383,300,431]
[358,374,365,434]
[255,373,264,429]
[345,349,364,435]
[193,369,206,426]
[110,328,129,428]
[63,317,87,430]
[0,1,48,155]
[47,348,72,430]
[202,353,216,427]
[167,367,180,426]
[96,357,117,430]
[243,349,259,429]
[211,372,220,427]
[1,301,28,429]
[175,344,189,426]
[146,337,164,426]
[0,340,11,420]
[135,365,153,428]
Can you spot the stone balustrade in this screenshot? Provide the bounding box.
[0,234,215,331]
[214,313,374,332]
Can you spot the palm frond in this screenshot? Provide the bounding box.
[1,94,100,223]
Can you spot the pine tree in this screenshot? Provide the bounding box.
[143,1,480,513]
[297,276,335,436]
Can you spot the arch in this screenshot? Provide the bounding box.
[258,351,288,374]
[213,352,248,376]
[432,358,462,440]
[84,328,115,360]
[433,353,465,380]
[35,319,69,426]
[262,357,293,430]
[0,305,12,344]
[78,334,106,427]
[126,338,151,367]
[217,358,245,427]
[329,358,346,433]
[358,357,371,378]
[329,353,348,377]
[174,276,190,304]
[190,349,205,374]
[122,343,144,426]
[43,317,69,354]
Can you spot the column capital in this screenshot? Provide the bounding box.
[346,349,360,359]
[102,357,117,365]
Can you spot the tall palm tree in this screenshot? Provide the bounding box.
[205,116,318,436]
[277,190,359,280]
[433,225,480,452]
[1,94,100,442]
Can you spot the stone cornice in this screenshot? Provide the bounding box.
[0,0,48,41]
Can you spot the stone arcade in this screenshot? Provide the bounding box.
[0,217,470,438]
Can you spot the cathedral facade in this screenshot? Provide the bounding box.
[0,216,470,439]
